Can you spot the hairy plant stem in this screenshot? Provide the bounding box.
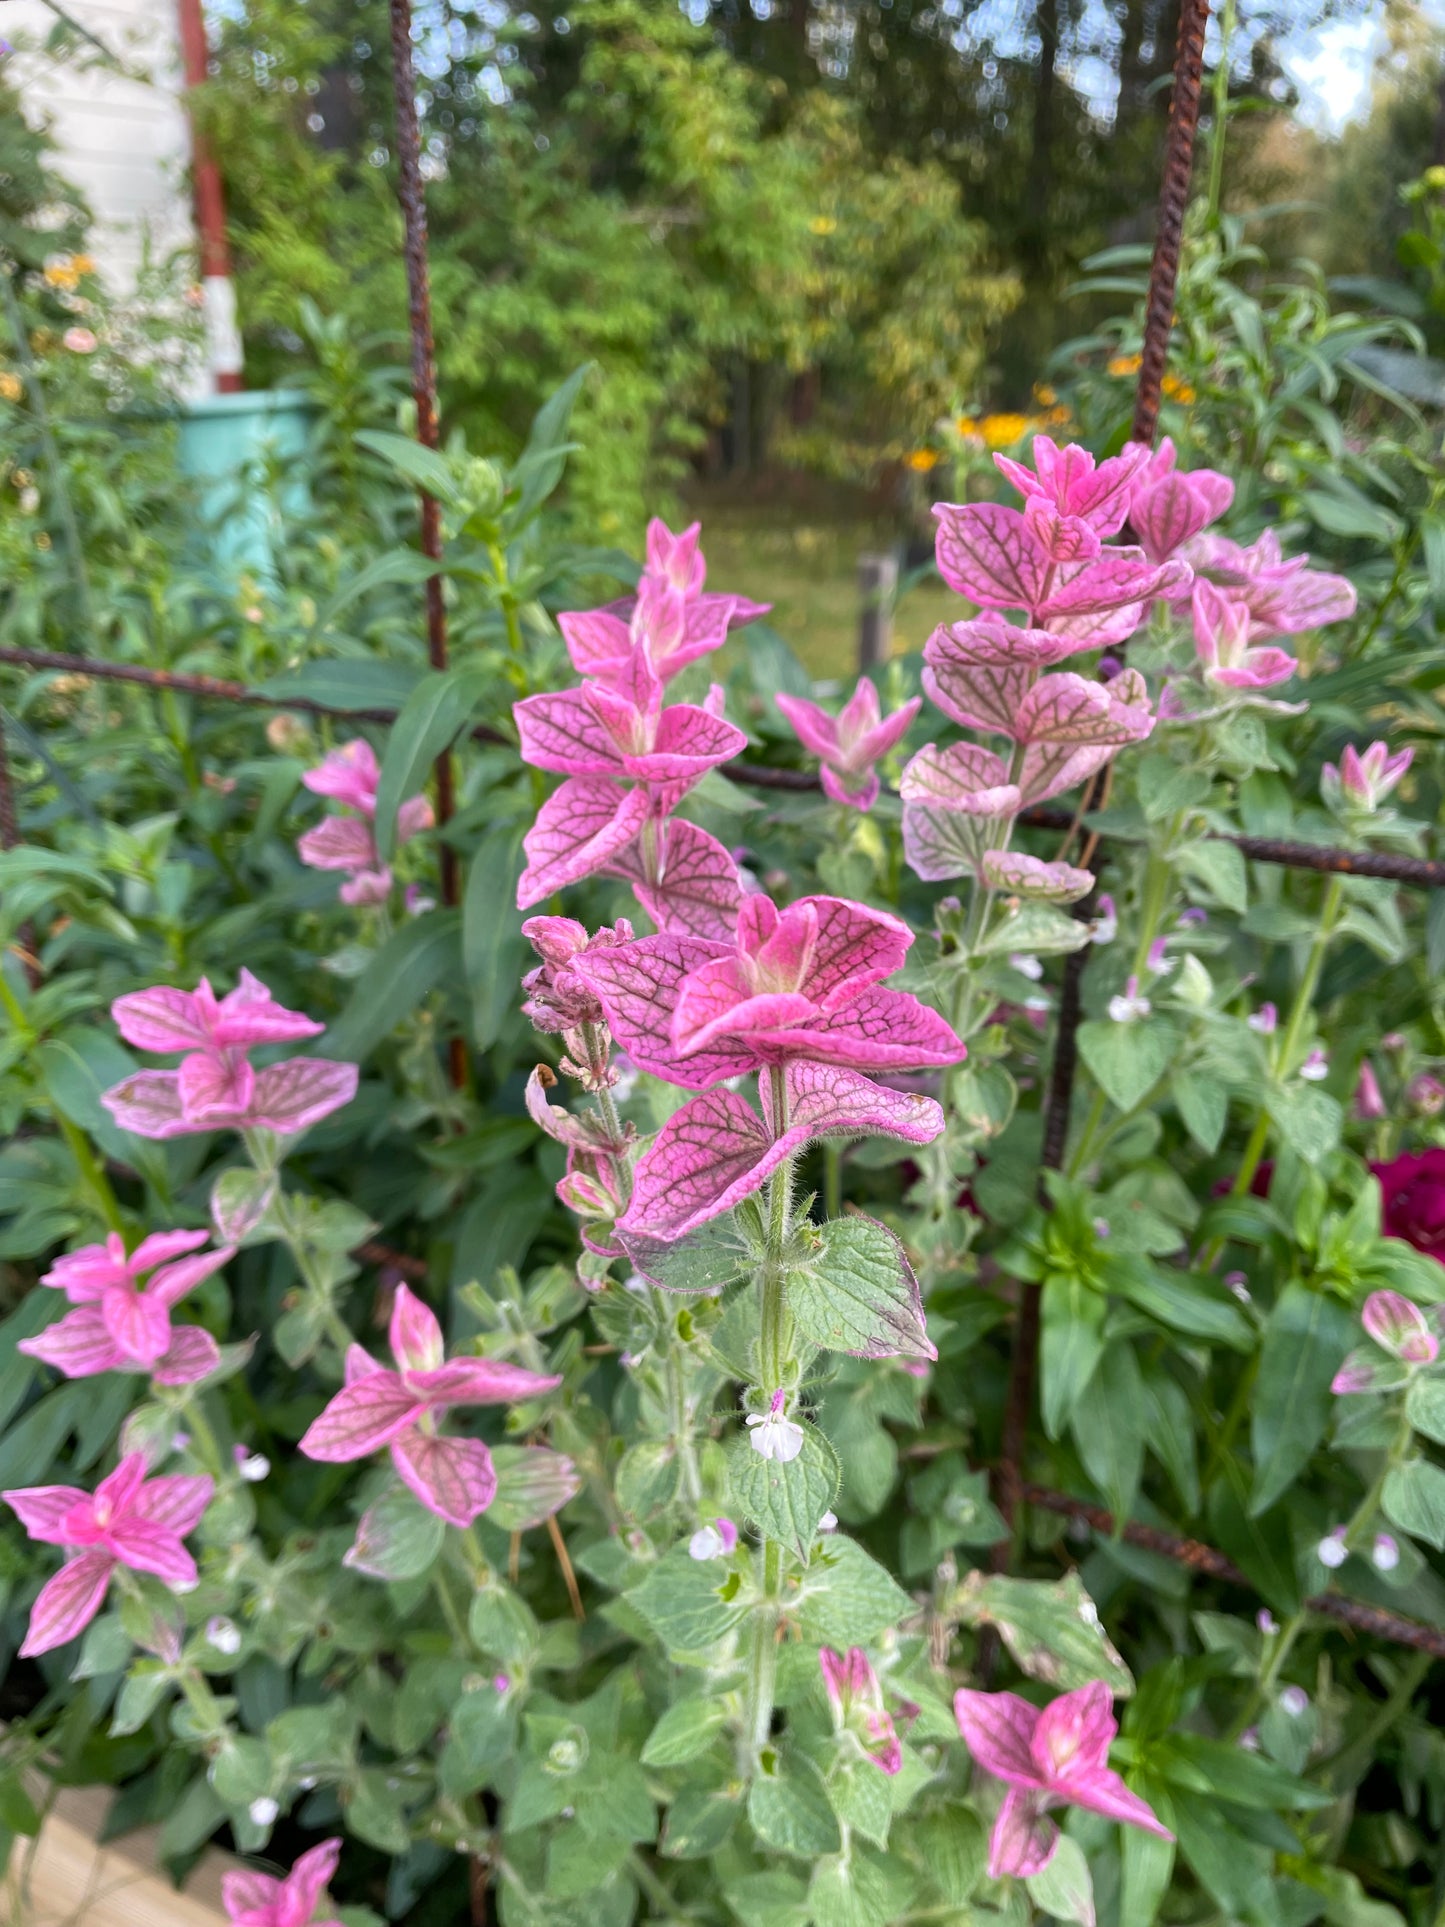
[1204,0,1238,229]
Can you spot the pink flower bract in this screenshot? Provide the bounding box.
[298,1284,562,1528]
[298,739,433,904]
[3,1453,213,1656]
[775,680,922,811]
[19,1229,232,1384]
[954,1680,1172,1878]
[222,1836,344,1927]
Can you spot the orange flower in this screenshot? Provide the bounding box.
[980,413,1030,449]
[1162,373,1195,403]
[1107,353,1142,378]
[905,448,940,472]
[0,372,21,403]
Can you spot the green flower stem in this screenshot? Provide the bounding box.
[743,1537,782,1771]
[180,1396,226,1480]
[267,1190,354,1357]
[434,1566,474,1653]
[1231,873,1344,1201]
[1205,0,1238,229]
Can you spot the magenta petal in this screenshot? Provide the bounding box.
[407,1357,562,1407]
[283,1839,343,1924]
[792,896,914,1005]
[795,985,965,1070]
[518,778,652,907]
[934,502,1048,610]
[110,985,211,1054]
[390,1432,497,1528]
[213,970,325,1049]
[773,1061,947,1150]
[1068,1766,1174,1839]
[954,1688,1044,1785]
[20,1550,114,1657]
[298,814,379,873]
[247,1058,359,1134]
[299,1373,423,1460]
[627,703,748,784]
[106,1518,197,1588]
[575,932,755,1087]
[620,1087,778,1239]
[178,1048,254,1125]
[147,1245,234,1311]
[303,740,380,812]
[389,1282,445,1375]
[153,1326,222,1387]
[673,956,814,1058]
[558,608,633,681]
[1033,1680,1115,1778]
[989,1788,1059,1879]
[20,1310,127,1379]
[131,1471,214,1535]
[612,818,743,943]
[127,1228,210,1273]
[515,688,626,776]
[775,692,841,762]
[101,1070,191,1139]
[3,1484,90,1544]
[821,766,879,811]
[100,1287,172,1367]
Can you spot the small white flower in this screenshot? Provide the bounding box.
[689,1525,728,1561]
[171,1431,191,1452]
[18,485,39,515]
[1092,1218,1111,1241]
[1108,975,1151,1024]
[746,1390,805,1463]
[1372,1533,1400,1572]
[1247,1003,1277,1035]
[622,1272,649,1295]
[1089,896,1117,945]
[248,1797,279,1827]
[235,1452,270,1483]
[1317,1528,1348,1569]
[174,1578,199,1595]
[1239,1726,1261,1752]
[1009,952,1044,980]
[1256,1609,1278,1636]
[1023,995,1052,1016]
[1225,1272,1251,1304]
[1299,1048,1329,1083]
[817,1511,838,1533]
[206,1616,242,1656]
[1278,1686,1309,1718]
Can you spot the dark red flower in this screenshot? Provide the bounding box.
[1371,1151,1445,1261]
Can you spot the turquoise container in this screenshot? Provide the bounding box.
[177,389,314,585]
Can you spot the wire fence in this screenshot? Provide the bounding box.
[4,0,1442,1668]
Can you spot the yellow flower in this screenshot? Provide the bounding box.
[1107,353,1143,378]
[980,412,1030,449]
[1162,373,1195,403]
[0,373,21,403]
[954,415,979,437]
[1032,384,1057,406]
[42,254,79,291]
[905,448,940,472]
[1042,404,1072,427]
[809,216,838,236]
[71,254,95,275]
[1425,166,1445,191]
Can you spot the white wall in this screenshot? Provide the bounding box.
[6,0,197,297]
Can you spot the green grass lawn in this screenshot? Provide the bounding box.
[689,506,957,682]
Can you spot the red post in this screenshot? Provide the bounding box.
[175,0,243,393]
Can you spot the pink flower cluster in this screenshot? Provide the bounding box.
[955,1680,1172,1878]
[819,1645,904,1775]
[223,1837,343,1927]
[1331,1288,1443,1395]
[3,1452,212,1656]
[20,1229,232,1386]
[515,519,765,937]
[299,1283,562,1528]
[298,738,433,905]
[573,893,964,1242]
[101,971,357,1141]
[1322,739,1413,816]
[777,677,921,811]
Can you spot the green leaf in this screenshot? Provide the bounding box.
[826,1759,892,1848]
[303,552,448,641]
[1405,1375,1445,1445]
[621,1214,753,1294]
[545,1823,629,1901]
[256,657,424,714]
[1120,1809,1175,1927]
[1383,1459,1445,1549]
[320,910,462,1063]
[1267,1084,1343,1166]
[897,1804,986,1906]
[356,427,465,505]
[747,1754,841,1857]
[786,1214,932,1360]
[209,1735,273,1808]
[1178,838,1248,913]
[659,1783,741,1858]
[953,1571,1133,1694]
[0,1774,40,1838]
[1207,1484,1300,1615]
[1077,1018,1179,1114]
[509,364,590,521]
[1174,1071,1228,1154]
[1040,1273,1106,1438]
[374,666,492,859]
[1027,1833,1095,1926]
[110,1663,172,1737]
[641,1697,729,1767]
[1165,1733,1332,1809]
[347,1484,445,1581]
[468,1584,541,1665]
[729,1424,841,1556]
[795,1535,912,1648]
[1113,1264,1252,1349]
[1250,1282,1355,1513]
[1073,1340,1145,1520]
[347,1767,413,1854]
[724,1870,810,1927]
[463,818,527,1050]
[978,900,1091,957]
[627,1548,749,1655]
[806,1852,894,1927]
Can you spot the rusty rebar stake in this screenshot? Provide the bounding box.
[1132,0,1211,447]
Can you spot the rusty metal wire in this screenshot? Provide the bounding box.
[1131,0,1211,447]
[1021,1484,1445,1660]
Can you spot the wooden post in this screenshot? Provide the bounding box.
[856,552,897,672]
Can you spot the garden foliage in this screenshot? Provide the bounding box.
[5,167,1445,1927]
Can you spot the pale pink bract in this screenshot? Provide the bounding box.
[954,1680,1172,1878]
[819,1645,903,1775]
[1321,741,1413,815]
[19,1229,233,1385]
[298,738,433,905]
[775,679,922,811]
[222,1836,344,1927]
[298,1284,563,1528]
[101,970,358,1141]
[1127,437,1234,569]
[1191,580,1298,692]
[3,1453,213,1656]
[1183,528,1356,639]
